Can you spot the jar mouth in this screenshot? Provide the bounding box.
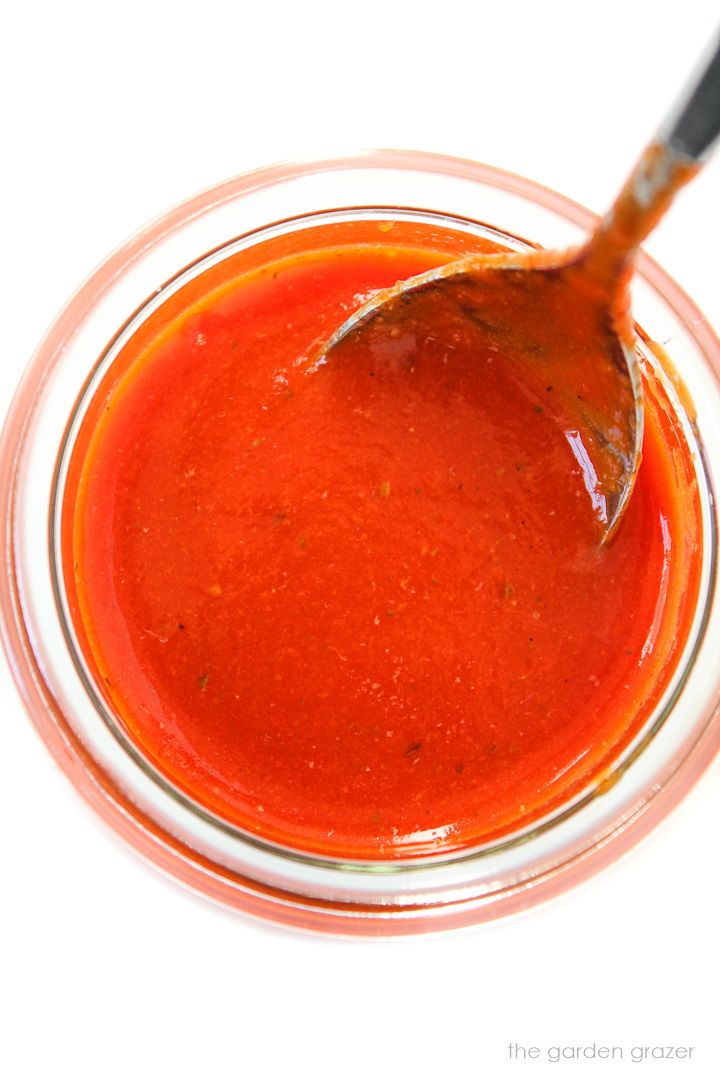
[51,202,716,871]
[4,151,720,930]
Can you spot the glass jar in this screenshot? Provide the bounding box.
[2,150,720,934]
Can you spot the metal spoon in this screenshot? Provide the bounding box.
[319,35,720,539]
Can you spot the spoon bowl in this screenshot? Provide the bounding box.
[321,244,643,534]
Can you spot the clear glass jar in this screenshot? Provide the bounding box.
[2,150,720,935]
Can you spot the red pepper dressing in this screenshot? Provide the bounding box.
[63,219,702,859]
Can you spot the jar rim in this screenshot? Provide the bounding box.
[3,150,720,933]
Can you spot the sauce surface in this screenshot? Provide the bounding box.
[64,219,702,859]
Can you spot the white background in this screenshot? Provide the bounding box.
[2,2,720,1078]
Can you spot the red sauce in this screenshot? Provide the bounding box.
[63,217,702,859]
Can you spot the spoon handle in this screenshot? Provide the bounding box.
[666,32,720,161]
[579,33,720,289]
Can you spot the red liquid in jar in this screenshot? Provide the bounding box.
[63,218,702,859]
